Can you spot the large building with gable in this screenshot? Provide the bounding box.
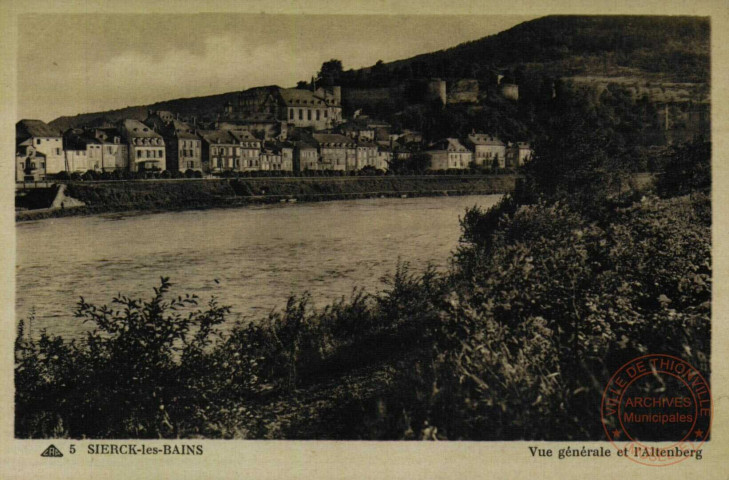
[226,85,343,131]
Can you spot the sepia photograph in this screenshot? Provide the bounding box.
[8,2,718,464]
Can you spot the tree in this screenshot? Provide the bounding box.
[317,59,343,87]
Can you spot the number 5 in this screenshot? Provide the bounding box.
[69,444,76,454]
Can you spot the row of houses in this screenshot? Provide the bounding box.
[16,116,392,182]
[426,134,533,170]
[16,87,532,181]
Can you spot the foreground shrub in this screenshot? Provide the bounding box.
[15,277,251,438]
[378,194,710,440]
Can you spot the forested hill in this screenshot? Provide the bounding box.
[367,15,709,83]
[48,15,709,130]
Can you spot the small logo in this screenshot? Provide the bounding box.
[40,444,63,458]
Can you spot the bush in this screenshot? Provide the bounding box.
[82,170,99,181]
[15,278,247,438]
[655,139,710,198]
[394,194,712,440]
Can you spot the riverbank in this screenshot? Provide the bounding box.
[16,175,517,222]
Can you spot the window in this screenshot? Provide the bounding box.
[30,162,36,169]
[36,139,41,145]
[41,162,45,168]
[159,150,163,158]
[307,110,312,121]
[137,150,142,158]
[55,148,61,155]
[316,110,320,121]
[290,109,294,120]
[299,109,303,120]
[324,110,328,118]
[146,150,151,158]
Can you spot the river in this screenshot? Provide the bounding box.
[16,195,501,338]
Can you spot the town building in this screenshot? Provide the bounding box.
[199,130,245,173]
[339,121,375,142]
[88,127,128,171]
[62,129,93,173]
[259,149,281,171]
[230,130,263,172]
[119,119,166,172]
[280,87,343,130]
[16,120,65,178]
[63,144,89,173]
[145,113,202,172]
[265,141,294,171]
[63,128,127,173]
[465,133,506,168]
[312,133,357,171]
[425,138,473,170]
[506,142,533,168]
[259,141,293,171]
[292,138,319,172]
[231,85,343,131]
[355,141,379,169]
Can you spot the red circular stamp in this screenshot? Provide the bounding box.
[601,354,712,466]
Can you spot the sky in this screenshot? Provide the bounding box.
[17,14,535,122]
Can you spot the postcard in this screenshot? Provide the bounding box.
[1,1,727,478]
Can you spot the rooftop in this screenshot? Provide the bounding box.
[198,129,238,145]
[229,130,260,143]
[122,119,163,138]
[427,138,469,152]
[467,134,505,146]
[280,88,339,107]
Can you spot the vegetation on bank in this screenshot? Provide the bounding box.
[16,175,517,221]
[15,117,710,439]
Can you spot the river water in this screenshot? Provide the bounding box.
[16,195,501,338]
